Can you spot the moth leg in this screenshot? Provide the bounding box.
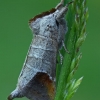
[59,51,63,65]
[62,40,70,54]
[55,0,64,9]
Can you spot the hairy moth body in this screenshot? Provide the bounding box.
[8,0,71,100]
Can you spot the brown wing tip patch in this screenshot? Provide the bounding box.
[36,72,55,100]
[29,8,56,24]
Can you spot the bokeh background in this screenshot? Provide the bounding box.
[0,0,100,100]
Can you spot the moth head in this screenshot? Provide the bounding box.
[39,15,59,34]
[28,0,73,36]
[29,8,56,35]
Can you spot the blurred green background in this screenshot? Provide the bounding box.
[0,0,100,100]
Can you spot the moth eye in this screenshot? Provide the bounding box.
[47,24,49,27]
[47,24,52,28]
[56,20,59,27]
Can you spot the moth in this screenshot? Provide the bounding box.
[8,0,72,100]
